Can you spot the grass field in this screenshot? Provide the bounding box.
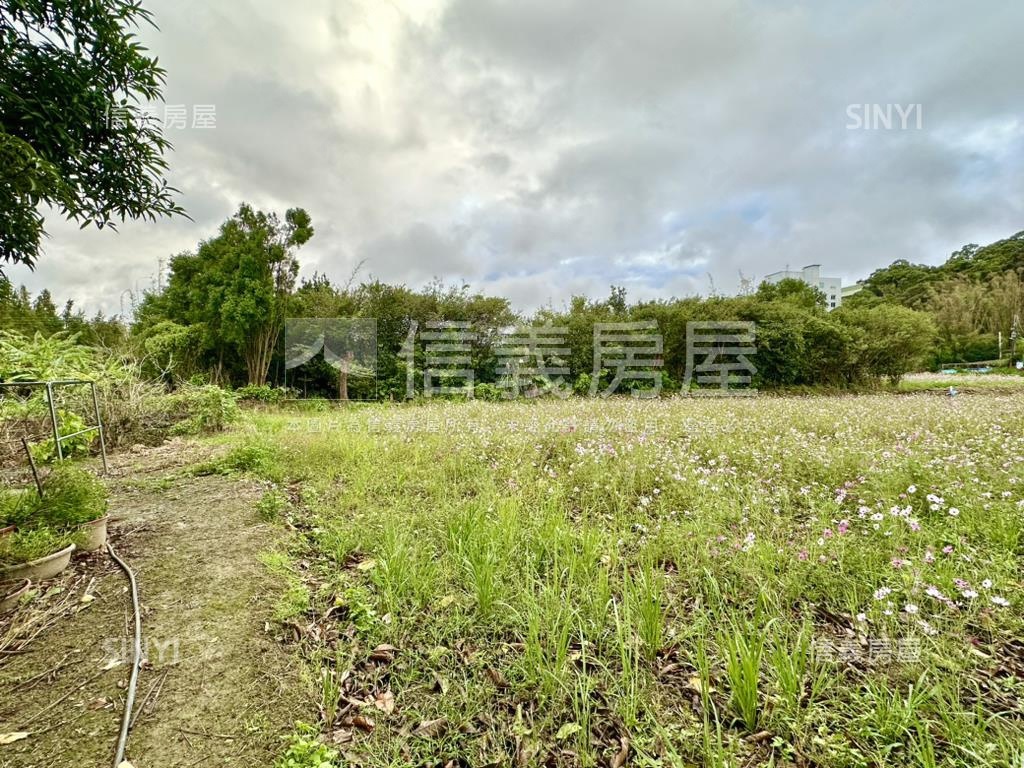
[227,393,1024,768]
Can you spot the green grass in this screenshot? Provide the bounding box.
[0,465,107,529]
[896,371,1024,392]
[226,394,1024,767]
[0,525,77,566]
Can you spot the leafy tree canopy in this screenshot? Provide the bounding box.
[0,0,185,274]
[850,231,1024,309]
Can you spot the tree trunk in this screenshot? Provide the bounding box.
[244,324,281,386]
[338,350,353,400]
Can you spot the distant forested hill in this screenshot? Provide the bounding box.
[849,231,1024,362]
[851,231,1024,309]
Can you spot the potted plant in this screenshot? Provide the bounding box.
[1,578,31,613]
[0,528,76,582]
[34,467,110,552]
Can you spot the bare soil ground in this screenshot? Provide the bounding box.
[0,440,310,768]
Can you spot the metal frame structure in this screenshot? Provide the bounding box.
[0,379,108,474]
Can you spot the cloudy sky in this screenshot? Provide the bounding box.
[11,0,1024,316]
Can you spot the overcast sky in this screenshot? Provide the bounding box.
[10,0,1024,317]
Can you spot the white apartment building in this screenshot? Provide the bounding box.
[763,264,843,310]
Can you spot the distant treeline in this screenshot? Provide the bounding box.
[847,230,1024,362]
[2,204,1022,397]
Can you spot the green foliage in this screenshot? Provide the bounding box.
[0,488,33,527]
[849,232,1024,363]
[0,330,100,381]
[0,279,126,347]
[838,304,937,383]
[236,396,1024,766]
[29,409,96,464]
[0,0,185,272]
[853,232,1024,308]
[138,204,314,386]
[755,277,826,309]
[236,384,290,404]
[255,488,289,521]
[472,382,503,402]
[722,621,766,732]
[335,586,377,634]
[2,466,107,528]
[38,465,107,526]
[193,441,277,478]
[573,372,592,396]
[137,320,202,383]
[274,723,339,768]
[0,525,75,566]
[164,385,239,436]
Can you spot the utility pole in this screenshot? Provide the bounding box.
[1011,314,1021,365]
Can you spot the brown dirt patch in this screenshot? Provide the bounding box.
[0,446,310,767]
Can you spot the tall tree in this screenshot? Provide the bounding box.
[147,204,314,386]
[0,0,185,274]
[220,205,313,385]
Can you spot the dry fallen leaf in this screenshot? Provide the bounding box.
[369,644,397,663]
[431,672,450,694]
[611,736,630,768]
[685,675,714,694]
[330,727,353,745]
[373,690,395,714]
[413,718,448,738]
[350,714,375,732]
[0,733,29,745]
[117,762,136,768]
[355,558,377,572]
[485,667,510,689]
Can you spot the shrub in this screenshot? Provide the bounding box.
[193,441,278,479]
[165,385,240,436]
[255,488,289,521]
[236,384,290,404]
[290,397,332,412]
[472,382,503,401]
[29,410,96,464]
[573,373,592,396]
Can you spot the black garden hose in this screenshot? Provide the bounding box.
[107,542,141,767]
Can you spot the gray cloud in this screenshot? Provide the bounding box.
[8,0,1024,317]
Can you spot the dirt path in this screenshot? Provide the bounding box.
[0,442,309,767]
